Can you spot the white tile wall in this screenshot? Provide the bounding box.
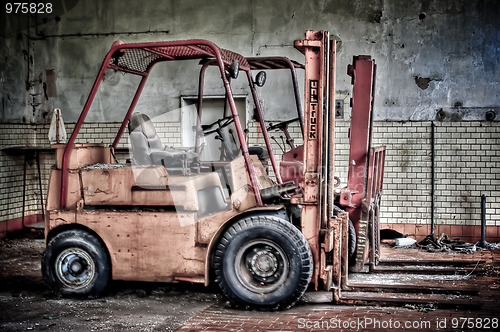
[1,120,499,228]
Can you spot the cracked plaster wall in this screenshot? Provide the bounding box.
[0,0,499,124]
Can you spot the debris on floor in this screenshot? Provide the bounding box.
[416,233,473,252]
[483,242,500,250]
[395,237,416,247]
[415,233,500,254]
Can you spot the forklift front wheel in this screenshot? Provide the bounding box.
[214,216,312,311]
[42,229,110,298]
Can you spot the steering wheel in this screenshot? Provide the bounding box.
[266,117,300,151]
[266,117,300,132]
[201,115,240,160]
[201,115,234,135]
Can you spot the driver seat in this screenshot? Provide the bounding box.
[128,112,199,174]
[217,126,241,160]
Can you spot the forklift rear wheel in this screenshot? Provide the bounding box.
[42,229,110,298]
[214,215,312,311]
[348,220,357,258]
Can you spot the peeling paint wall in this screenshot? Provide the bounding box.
[1,0,499,123]
[0,0,499,230]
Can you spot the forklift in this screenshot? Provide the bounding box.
[42,31,385,310]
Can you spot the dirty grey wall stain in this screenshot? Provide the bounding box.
[323,0,384,24]
[1,0,499,123]
[45,70,57,98]
[414,76,432,90]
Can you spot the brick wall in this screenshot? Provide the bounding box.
[1,119,499,242]
[250,119,499,242]
[0,124,50,236]
[336,120,500,242]
[0,121,181,237]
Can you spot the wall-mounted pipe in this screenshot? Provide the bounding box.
[480,195,487,247]
[431,122,435,235]
[28,14,170,40]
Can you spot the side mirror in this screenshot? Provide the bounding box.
[255,71,266,87]
[228,60,239,79]
[111,40,125,65]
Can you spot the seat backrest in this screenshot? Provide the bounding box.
[128,112,162,164]
[218,126,241,160]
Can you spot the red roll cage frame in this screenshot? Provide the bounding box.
[60,40,260,208]
[59,40,311,217]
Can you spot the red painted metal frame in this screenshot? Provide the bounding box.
[245,70,283,184]
[60,40,262,208]
[341,55,377,231]
[326,39,337,224]
[197,58,285,186]
[111,75,148,149]
[366,145,385,268]
[195,62,210,155]
[366,146,386,205]
[346,56,376,206]
[199,56,307,186]
[294,31,331,289]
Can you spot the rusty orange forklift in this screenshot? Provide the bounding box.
[248,34,483,307]
[42,31,384,310]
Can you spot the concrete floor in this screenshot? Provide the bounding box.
[0,231,498,331]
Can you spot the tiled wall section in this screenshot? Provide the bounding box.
[1,120,499,241]
[377,121,499,228]
[339,121,499,242]
[0,124,54,235]
[251,120,500,242]
[0,122,181,236]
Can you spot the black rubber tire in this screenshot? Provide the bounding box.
[214,215,313,311]
[348,220,357,258]
[42,229,110,298]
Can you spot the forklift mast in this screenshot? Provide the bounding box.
[342,56,385,272]
[294,30,336,289]
[293,31,385,288]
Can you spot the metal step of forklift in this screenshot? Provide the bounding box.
[27,221,45,230]
[378,259,486,267]
[339,291,482,307]
[359,259,485,275]
[346,272,480,295]
[338,271,483,308]
[369,265,483,275]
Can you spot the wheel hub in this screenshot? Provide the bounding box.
[250,250,278,278]
[69,258,85,275]
[235,239,289,293]
[55,248,95,289]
